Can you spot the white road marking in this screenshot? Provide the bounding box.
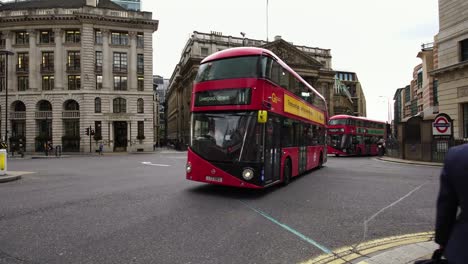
[141,162,171,167]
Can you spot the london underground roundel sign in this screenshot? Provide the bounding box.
[432,114,452,136]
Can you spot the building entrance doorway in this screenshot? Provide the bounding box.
[114,121,128,152]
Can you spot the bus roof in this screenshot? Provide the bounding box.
[330,115,386,124]
[201,47,327,111]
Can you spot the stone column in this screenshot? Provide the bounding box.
[129,31,137,91]
[1,31,14,144]
[102,30,112,90]
[28,29,39,91]
[53,28,64,90]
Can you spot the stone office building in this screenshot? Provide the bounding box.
[0,0,158,152]
[432,0,468,139]
[166,31,365,145]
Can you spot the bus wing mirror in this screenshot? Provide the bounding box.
[257,110,268,123]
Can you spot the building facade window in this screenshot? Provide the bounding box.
[137,98,144,113]
[113,52,127,72]
[137,54,144,74]
[137,33,144,48]
[39,30,54,44]
[96,75,103,90]
[0,77,4,92]
[201,47,208,56]
[65,30,80,43]
[461,39,468,62]
[95,51,103,71]
[15,31,29,45]
[463,103,468,138]
[137,121,144,139]
[17,52,29,71]
[42,75,54,90]
[95,30,103,44]
[95,97,101,113]
[68,75,81,90]
[137,76,144,91]
[111,32,129,45]
[18,76,28,91]
[113,98,126,113]
[113,76,127,90]
[41,52,54,71]
[67,51,80,71]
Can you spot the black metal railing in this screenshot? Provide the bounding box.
[113,64,127,73]
[137,65,144,74]
[66,63,81,72]
[40,64,55,73]
[16,64,29,73]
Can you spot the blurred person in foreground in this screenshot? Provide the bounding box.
[435,144,468,264]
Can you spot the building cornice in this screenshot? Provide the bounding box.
[430,60,468,76]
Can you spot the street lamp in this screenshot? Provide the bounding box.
[0,50,14,143]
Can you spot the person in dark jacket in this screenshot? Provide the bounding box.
[435,144,468,264]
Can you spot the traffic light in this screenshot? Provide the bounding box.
[86,127,90,136]
[90,129,95,136]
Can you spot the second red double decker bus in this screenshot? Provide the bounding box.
[186,47,328,189]
[327,115,387,156]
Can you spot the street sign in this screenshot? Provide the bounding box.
[432,113,453,138]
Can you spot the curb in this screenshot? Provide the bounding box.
[0,175,22,183]
[376,157,443,167]
[300,232,434,264]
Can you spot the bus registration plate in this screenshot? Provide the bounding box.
[206,176,223,183]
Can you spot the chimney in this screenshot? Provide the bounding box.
[86,0,97,7]
[274,35,282,41]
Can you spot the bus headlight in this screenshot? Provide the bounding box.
[242,168,254,180]
[186,162,192,173]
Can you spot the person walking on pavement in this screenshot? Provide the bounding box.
[435,144,468,264]
[99,142,104,155]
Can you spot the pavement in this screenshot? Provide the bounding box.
[376,156,443,167]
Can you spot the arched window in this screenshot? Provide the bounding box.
[64,100,79,111]
[95,97,101,113]
[113,97,126,113]
[12,101,26,112]
[137,98,144,113]
[37,100,52,111]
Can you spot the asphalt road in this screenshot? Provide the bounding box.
[0,151,441,264]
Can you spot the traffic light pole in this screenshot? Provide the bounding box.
[89,125,92,153]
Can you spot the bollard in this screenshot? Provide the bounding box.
[0,149,7,176]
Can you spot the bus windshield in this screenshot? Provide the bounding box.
[191,112,261,163]
[329,119,349,125]
[195,56,259,83]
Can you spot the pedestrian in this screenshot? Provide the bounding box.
[18,139,24,158]
[435,144,468,264]
[44,141,49,156]
[99,142,104,155]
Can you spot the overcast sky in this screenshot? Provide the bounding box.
[145,0,439,122]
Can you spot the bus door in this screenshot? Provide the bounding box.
[364,136,372,155]
[264,117,281,183]
[297,123,306,174]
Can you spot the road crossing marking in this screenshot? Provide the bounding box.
[240,201,332,254]
[141,162,170,167]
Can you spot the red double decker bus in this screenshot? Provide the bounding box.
[186,47,328,188]
[327,115,387,156]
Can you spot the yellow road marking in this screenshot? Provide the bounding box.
[299,232,434,264]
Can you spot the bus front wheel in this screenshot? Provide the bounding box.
[282,159,291,186]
